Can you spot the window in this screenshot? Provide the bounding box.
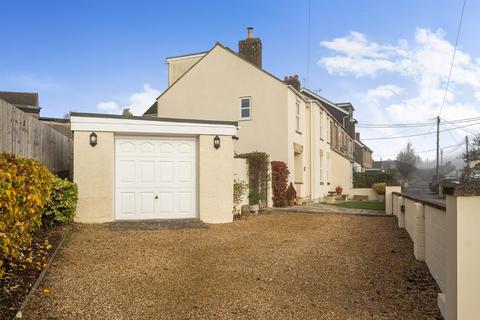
[319,150,324,183]
[319,111,324,140]
[295,101,300,131]
[326,152,330,182]
[240,97,251,120]
[327,120,331,143]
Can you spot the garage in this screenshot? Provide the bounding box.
[115,137,196,220]
[70,112,237,224]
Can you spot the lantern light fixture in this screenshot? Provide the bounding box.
[213,135,220,149]
[90,132,98,147]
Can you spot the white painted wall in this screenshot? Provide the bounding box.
[350,188,378,201]
[233,158,249,211]
[425,206,447,293]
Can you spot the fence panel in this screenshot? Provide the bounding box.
[0,99,72,175]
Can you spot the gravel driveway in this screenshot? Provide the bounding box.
[23,212,440,319]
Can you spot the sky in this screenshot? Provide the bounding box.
[1,0,479,162]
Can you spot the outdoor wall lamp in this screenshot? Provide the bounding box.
[213,135,220,149]
[90,132,97,147]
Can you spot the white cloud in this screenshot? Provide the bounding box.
[319,28,480,160]
[97,101,120,113]
[366,85,404,103]
[96,84,161,115]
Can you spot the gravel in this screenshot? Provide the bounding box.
[22,212,441,319]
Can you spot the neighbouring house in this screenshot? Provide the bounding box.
[0,91,41,117]
[150,28,372,204]
[372,159,396,172]
[354,133,373,172]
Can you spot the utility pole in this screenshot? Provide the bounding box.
[436,116,440,189]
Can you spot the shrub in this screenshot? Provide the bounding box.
[0,153,54,278]
[42,177,78,227]
[286,182,297,205]
[353,171,397,188]
[248,189,261,205]
[271,161,289,207]
[372,182,386,195]
[335,186,343,195]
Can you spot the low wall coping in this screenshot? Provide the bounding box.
[443,183,480,197]
[392,192,446,211]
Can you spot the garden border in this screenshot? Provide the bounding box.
[13,226,72,320]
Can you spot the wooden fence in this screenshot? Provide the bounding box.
[0,99,72,175]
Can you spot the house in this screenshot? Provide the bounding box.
[71,28,373,224]
[151,28,369,204]
[353,133,373,172]
[0,91,40,117]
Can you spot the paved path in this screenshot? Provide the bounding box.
[23,212,440,319]
[266,203,386,216]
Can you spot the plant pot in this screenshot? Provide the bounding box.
[377,195,385,203]
[249,204,260,214]
[288,199,295,206]
[325,196,336,204]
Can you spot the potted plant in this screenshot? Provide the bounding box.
[372,182,386,202]
[286,182,297,206]
[248,188,261,214]
[335,185,343,196]
[233,179,248,217]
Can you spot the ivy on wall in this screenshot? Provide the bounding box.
[236,152,270,205]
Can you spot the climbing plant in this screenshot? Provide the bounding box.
[236,152,270,205]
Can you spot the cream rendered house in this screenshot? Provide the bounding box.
[147,28,356,205]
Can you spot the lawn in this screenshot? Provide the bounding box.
[334,201,385,211]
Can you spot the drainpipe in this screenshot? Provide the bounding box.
[309,100,315,202]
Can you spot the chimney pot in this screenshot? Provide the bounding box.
[283,75,301,91]
[355,132,360,140]
[247,27,253,39]
[238,27,262,68]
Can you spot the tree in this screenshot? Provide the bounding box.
[122,108,133,116]
[395,142,417,184]
[461,135,480,183]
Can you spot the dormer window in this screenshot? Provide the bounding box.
[240,97,251,120]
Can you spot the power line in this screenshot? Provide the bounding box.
[438,0,466,116]
[374,142,464,158]
[441,117,479,135]
[357,116,480,128]
[362,121,480,140]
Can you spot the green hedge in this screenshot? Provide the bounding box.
[353,171,397,188]
[0,153,77,279]
[42,177,78,227]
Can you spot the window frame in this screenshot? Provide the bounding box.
[239,96,252,121]
[295,101,301,132]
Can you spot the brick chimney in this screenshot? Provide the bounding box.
[284,75,301,91]
[238,27,262,68]
[355,132,360,140]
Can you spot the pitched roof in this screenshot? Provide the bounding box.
[154,42,307,103]
[0,91,39,107]
[143,101,158,116]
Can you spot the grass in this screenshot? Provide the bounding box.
[334,201,385,211]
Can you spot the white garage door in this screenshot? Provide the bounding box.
[114,137,196,220]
